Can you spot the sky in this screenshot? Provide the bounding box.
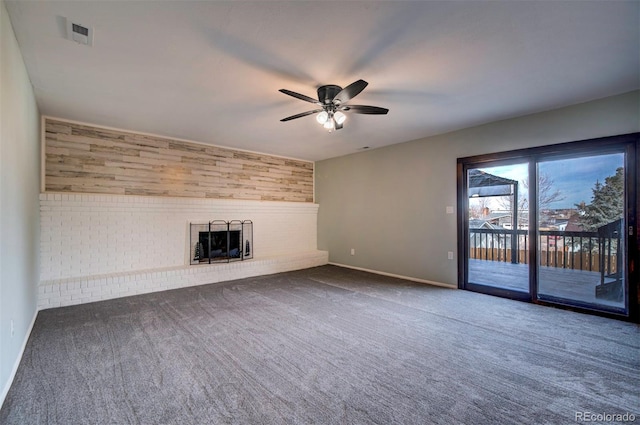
[475,152,624,210]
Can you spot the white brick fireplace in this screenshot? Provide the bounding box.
[39,193,327,309]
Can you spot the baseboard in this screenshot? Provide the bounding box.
[0,309,38,410]
[328,262,456,289]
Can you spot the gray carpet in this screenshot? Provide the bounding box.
[1,265,638,424]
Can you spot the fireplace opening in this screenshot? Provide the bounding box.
[190,220,253,264]
[199,230,241,260]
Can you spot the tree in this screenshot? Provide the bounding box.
[497,172,564,224]
[469,196,491,219]
[535,173,565,212]
[576,167,624,231]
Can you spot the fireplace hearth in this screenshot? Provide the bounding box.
[191,220,253,264]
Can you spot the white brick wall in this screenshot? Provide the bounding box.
[38,251,328,309]
[39,193,327,308]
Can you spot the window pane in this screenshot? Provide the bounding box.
[537,153,626,312]
[467,163,529,293]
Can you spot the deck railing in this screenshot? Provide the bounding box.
[469,227,619,273]
[469,228,529,264]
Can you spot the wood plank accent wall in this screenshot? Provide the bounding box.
[44,118,314,202]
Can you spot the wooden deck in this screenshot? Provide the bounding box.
[468,259,624,309]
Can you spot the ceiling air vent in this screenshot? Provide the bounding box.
[66,19,93,46]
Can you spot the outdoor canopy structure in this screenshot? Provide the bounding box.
[468,169,520,263]
[468,169,518,198]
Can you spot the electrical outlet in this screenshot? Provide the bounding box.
[10,320,14,338]
[350,248,355,256]
[446,206,454,214]
[448,251,454,260]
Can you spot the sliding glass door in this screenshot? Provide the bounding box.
[537,152,627,313]
[458,134,637,319]
[465,161,530,299]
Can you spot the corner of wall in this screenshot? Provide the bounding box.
[0,0,41,409]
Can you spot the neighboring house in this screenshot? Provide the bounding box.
[565,214,586,232]
[468,219,502,230]
[468,219,510,251]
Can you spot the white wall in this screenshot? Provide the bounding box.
[315,91,640,285]
[40,193,319,281]
[38,192,327,308]
[0,0,40,406]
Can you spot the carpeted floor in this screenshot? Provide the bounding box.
[1,265,638,424]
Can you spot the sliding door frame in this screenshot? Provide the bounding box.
[457,133,639,322]
[458,157,533,302]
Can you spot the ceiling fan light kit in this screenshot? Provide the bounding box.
[279,80,389,132]
[334,111,346,125]
[316,111,329,124]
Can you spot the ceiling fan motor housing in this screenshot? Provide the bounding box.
[317,85,342,104]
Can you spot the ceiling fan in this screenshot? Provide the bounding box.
[279,79,389,131]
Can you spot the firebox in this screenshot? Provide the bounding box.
[190,220,253,264]
[199,230,241,260]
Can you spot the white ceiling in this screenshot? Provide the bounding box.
[5,1,639,162]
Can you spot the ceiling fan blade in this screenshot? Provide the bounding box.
[335,121,344,130]
[280,109,324,122]
[279,89,322,105]
[333,80,368,104]
[342,105,389,115]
